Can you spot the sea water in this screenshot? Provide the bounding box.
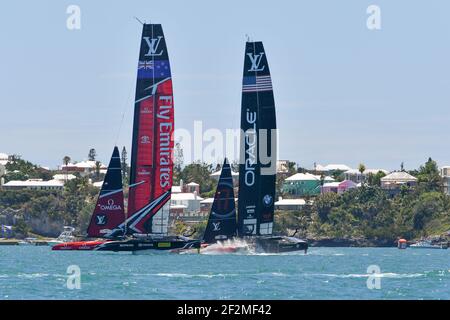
[0,246,449,299]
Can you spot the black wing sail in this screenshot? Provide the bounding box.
[87,146,126,238]
[237,41,277,236]
[203,159,237,243]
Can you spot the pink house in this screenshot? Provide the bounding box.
[321,180,358,194]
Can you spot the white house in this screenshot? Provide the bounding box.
[61,160,107,175]
[380,171,418,190]
[52,174,77,182]
[170,192,204,213]
[2,179,64,191]
[275,197,307,211]
[315,164,352,173]
[344,168,389,183]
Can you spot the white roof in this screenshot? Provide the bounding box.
[171,193,204,201]
[170,204,188,209]
[314,164,327,172]
[0,153,8,160]
[381,171,418,182]
[324,164,351,171]
[285,173,320,181]
[275,198,306,206]
[322,182,341,188]
[186,182,199,186]
[62,161,107,169]
[323,176,335,181]
[3,179,64,187]
[171,186,182,193]
[345,168,389,175]
[200,197,238,204]
[52,174,77,181]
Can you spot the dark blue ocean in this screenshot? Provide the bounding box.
[0,246,449,299]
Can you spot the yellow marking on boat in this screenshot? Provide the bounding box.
[158,242,171,248]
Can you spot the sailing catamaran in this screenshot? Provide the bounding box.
[95,23,200,253]
[52,146,125,250]
[237,40,307,253]
[203,159,237,244]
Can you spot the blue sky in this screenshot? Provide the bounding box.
[1,0,449,170]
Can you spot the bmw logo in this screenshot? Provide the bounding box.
[263,194,273,207]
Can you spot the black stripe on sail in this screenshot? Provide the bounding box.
[203,159,237,243]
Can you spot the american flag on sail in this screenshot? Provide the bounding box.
[242,75,273,93]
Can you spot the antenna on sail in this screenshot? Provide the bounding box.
[245,34,251,42]
[134,16,145,25]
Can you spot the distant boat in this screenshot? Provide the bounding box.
[47,226,76,247]
[52,147,126,250]
[236,40,307,254]
[95,23,200,253]
[410,240,448,249]
[18,237,38,246]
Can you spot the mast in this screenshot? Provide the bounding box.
[87,146,126,238]
[125,23,174,235]
[203,158,237,243]
[237,41,277,237]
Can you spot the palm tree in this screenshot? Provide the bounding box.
[62,156,71,178]
[358,163,366,186]
[95,161,101,180]
[63,156,71,166]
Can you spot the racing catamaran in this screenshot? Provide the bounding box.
[237,40,307,253]
[95,23,200,253]
[52,146,125,250]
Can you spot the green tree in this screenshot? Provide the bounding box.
[179,162,216,195]
[417,157,442,192]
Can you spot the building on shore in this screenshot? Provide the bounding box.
[344,169,389,184]
[52,174,77,182]
[380,171,418,196]
[2,179,64,191]
[441,166,450,195]
[282,173,334,197]
[61,161,107,176]
[314,163,352,174]
[274,197,307,211]
[321,180,358,194]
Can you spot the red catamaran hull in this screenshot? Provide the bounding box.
[51,240,107,251]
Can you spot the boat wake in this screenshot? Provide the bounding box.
[201,239,252,255]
